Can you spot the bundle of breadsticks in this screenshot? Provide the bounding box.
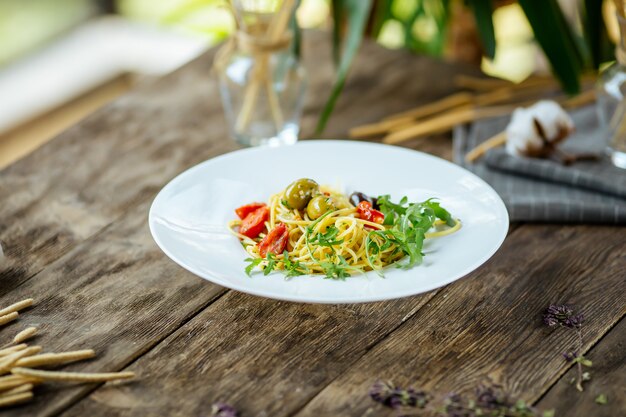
[349,74,597,145]
[0,298,134,408]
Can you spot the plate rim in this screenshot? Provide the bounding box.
[148,140,509,304]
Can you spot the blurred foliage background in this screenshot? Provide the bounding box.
[1,0,619,81]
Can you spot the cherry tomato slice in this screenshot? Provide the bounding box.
[235,202,266,220]
[239,206,269,239]
[258,223,289,258]
[357,201,384,224]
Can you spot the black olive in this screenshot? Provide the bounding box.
[349,192,379,209]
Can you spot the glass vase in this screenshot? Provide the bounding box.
[596,9,626,168]
[216,0,306,147]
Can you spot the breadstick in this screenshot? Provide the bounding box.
[0,299,33,317]
[0,375,32,392]
[465,131,508,163]
[13,327,37,345]
[0,347,42,373]
[0,391,33,408]
[0,312,18,327]
[0,383,33,396]
[16,350,95,368]
[12,368,135,383]
[0,344,27,357]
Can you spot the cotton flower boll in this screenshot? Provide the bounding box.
[505,100,575,157]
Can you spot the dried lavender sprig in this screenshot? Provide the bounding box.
[543,304,588,392]
[543,304,583,329]
[211,402,239,417]
[369,380,429,409]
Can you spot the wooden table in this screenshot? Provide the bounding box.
[0,32,624,417]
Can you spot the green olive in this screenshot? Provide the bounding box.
[284,178,319,210]
[306,195,336,220]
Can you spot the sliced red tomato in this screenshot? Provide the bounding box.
[239,206,269,239]
[235,202,266,219]
[258,223,289,257]
[357,201,385,224]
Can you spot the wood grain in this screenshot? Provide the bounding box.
[0,50,234,296]
[537,317,626,416]
[62,224,623,417]
[0,31,469,296]
[288,225,625,417]
[1,29,623,417]
[0,32,481,416]
[0,202,226,416]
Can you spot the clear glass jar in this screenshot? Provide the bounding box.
[596,13,626,169]
[216,3,306,147]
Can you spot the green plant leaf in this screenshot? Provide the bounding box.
[582,0,614,68]
[316,0,372,134]
[290,0,302,59]
[371,0,393,39]
[518,0,581,94]
[467,0,496,59]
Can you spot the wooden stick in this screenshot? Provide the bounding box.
[0,391,32,408]
[0,344,27,357]
[465,131,508,163]
[16,350,96,368]
[0,383,33,396]
[0,312,18,327]
[235,0,294,133]
[383,106,513,144]
[11,367,135,383]
[0,299,33,317]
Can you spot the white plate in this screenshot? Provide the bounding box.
[149,141,508,303]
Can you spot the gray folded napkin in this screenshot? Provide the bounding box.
[453,105,626,223]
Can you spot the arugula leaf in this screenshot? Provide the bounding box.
[422,199,455,227]
[263,253,278,276]
[320,255,356,280]
[244,257,263,276]
[282,250,309,277]
[308,225,344,247]
[377,194,407,225]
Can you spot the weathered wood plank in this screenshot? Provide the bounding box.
[58,223,615,417]
[0,202,226,417]
[0,31,469,294]
[0,32,482,416]
[287,225,625,417]
[537,317,625,416]
[0,49,234,294]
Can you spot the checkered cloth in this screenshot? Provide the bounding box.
[453,105,626,223]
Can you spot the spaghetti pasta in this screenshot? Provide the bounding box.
[228,179,460,278]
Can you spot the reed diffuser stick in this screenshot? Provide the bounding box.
[234,0,294,133]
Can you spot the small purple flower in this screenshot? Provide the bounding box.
[543,304,583,329]
[369,380,395,406]
[563,351,579,362]
[369,380,429,409]
[475,385,508,409]
[211,402,239,417]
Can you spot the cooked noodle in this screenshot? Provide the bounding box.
[228,186,461,277]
